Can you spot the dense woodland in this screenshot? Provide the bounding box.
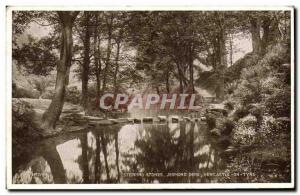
[12,10,292,183]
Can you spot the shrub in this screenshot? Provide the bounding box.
[265,89,291,118]
[233,114,257,146]
[205,113,217,130]
[29,76,54,97]
[218,118,235,135]
[65,86,81,104]
[233,106,249,120]
[262,76,284,95]
[12,99,41,144]
[40,89,54,99]
[249,104,264,125]
[12,82,39,98]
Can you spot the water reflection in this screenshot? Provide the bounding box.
[12,121,230,184]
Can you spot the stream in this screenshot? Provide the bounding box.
[12,121,233,184]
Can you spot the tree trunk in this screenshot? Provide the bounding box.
[42,11,79,130]
[176,62,184,93]
[113,40,121,97]
[93,18,102,107]
[229,32,233,66]
[102,13,113,92]
[218,25,226,101]
[215,12,226,101]
[188,45,195,93]
[165,66,170,93]
[82,12,91,110]
[250,17,262,55]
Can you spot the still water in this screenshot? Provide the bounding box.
[12,121,233,184]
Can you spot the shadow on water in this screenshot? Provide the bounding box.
[12,121,232,184]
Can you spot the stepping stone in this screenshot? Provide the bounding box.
[108,119,119,124]
[183,117,191,121]
[170,116,179,123]
[89,120,114,126]
[127,118,134,123]
[157,115,167,122]
[200,117,206,121]
[84,116,104,121]
[133,118,141,123]
[143,117,154,123]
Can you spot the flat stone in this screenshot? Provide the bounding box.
[118,118,129,123]
[133,118,141,123]
[127,118,134,122]
[108,119,119,124]
[183,117,191,121]
[89,120,114,126]
[170,116,179,123]
[200,117,206,121]
[143,117,154,123]
[157,116,167,121]
[84,116,105,121]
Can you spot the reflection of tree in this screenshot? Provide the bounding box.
[123,124,192,183]
[114,130,120,182]
[100,131,110,182]
[79,134,90,183]
[91,127,121,183]
[94,132,101,183]
[42,144,66,183]
[120,122,226,183]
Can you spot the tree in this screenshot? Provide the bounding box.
[81,12,92,110]
[42,11,79,130]
[102,12,114,93]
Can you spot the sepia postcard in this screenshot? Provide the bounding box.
[6,6,295,190]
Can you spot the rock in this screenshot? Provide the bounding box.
[133,118,141,123]
[200,117,206,121]
[157,115,167,122]
[84,116,105,121]
[217,137,231,149]
[276,117,290,122]
[127,118,134,123]
[183,117,192,121]
[261,163,282,170]
[224,145,238,153]
[207,104,228,116]
[143,117,154,123]
[108,119,119,124]
[117,118,129,123]
[89,120,114,126]
[170,116,179,123]
[210,128,221,136]
[64,124,89,132]
[62,110,80,114]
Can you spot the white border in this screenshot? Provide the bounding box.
[6,6,295,190]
